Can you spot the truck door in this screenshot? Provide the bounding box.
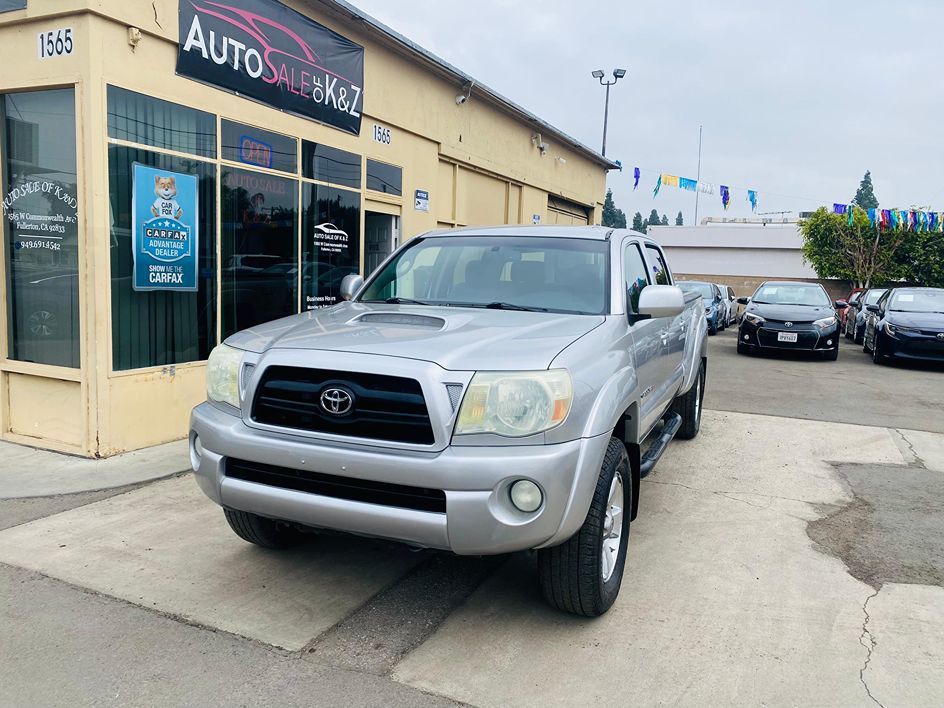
[643,244,686,414]
[623,242,670,436]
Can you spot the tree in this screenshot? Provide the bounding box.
[632,211,647,234]
[648,209,661,228]
[852,170,879,210]
[676,211,684,226]
[601,188,627,228]
[660,214,669,226]
[894,228,944,288]
[800,207,906,288]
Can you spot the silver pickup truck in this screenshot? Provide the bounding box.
[190,226,708,616]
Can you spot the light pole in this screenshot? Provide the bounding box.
[592,68,626,157]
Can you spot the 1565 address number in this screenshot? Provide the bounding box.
[38,28,74,59]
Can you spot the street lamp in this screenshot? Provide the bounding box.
[592,68,626,157]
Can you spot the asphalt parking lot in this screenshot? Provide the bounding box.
[705,324,944,433]
[1,332,943,706]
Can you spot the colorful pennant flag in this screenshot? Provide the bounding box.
[697,182,714,195]
[633,167,640,190]
[747,190,757,212]
[720,185,730,210]
[833,204,848,215]
[663,174,680,188]
[867,208,877,229]
[679,177,697,191]
[653,174,662,197]
[847,206,855,226]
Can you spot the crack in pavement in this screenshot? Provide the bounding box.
[892,429,927,469]
[644,478,837,511]
[858,590,885,708]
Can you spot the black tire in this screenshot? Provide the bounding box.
[671,361,705,440]
[223,508,304,549]
[844,320,852,340]
[871,338,886,365]
[708,320,717,336]
[537,437,630,618]
[853,321,864,345]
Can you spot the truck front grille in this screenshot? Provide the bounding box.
[251,366,435,445]
[225,458,446,513]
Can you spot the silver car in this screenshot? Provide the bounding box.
[190,226,709,616]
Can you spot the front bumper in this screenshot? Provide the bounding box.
[738,321,839,351]
[880,329,944,362]
[190,403,611,555]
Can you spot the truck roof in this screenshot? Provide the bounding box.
[422,225,651,241]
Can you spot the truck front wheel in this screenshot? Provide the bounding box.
[537,437,630,617]
[223,509,304,549]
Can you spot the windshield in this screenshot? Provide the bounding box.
[863,289,887,306]
[751,284,831,307]
[358,236,609,315]
[889,289,944,313]
[678,282,714,299]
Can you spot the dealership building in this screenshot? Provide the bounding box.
[0,0,613,457]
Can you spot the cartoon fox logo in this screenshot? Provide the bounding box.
[151,175,183,220]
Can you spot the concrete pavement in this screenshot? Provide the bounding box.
[2,410,942,706]
[0,439,189,498]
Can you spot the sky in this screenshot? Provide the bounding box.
[348,0,944,226]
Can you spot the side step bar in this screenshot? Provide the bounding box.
[639,412,682,478]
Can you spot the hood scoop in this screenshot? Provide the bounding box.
[352,312,446,330]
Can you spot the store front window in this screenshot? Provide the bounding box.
[221,167,298,337]
[301,183,360,309]
[2,88,80,368]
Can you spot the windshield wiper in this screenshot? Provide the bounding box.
[484,301,548,312]
[385,297,432,305]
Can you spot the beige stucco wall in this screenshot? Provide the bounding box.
[0,1,609,457]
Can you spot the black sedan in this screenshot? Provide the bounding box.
[736,281,847,360]
[862,287,944,364]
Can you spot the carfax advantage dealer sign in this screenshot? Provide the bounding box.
[177,0,364,135]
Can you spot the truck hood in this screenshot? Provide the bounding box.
[226,302,606,371]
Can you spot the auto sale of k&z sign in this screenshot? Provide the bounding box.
[177,0,365,135]
[131,164,200,292]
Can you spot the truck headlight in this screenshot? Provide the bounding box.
[455,370,573,437]
[813,316,837,330]
[206,344,244,409]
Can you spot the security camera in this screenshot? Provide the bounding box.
[455,94,468,105]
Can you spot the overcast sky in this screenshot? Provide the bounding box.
[350,0,943,225]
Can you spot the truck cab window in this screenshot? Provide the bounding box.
[623,243,650,314]
[645,245,671,285]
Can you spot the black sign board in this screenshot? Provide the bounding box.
[177,0,364,135]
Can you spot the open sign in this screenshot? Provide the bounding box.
[239,135,273,169]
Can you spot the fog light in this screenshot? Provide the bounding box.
[743,334,749,341]
[190,434,203,472]
[827,339,833,346]
[509,480,543,513]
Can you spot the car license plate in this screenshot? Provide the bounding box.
[778,332,798,343]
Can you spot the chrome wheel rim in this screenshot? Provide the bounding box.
[601,472,624,582]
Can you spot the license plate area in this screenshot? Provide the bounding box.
[778,332,798,343]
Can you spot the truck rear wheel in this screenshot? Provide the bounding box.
[671,361,705,440]
[223,509,303,549]
[537,437,630,617]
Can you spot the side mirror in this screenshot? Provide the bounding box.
[736,297,749,305]
[637,284,685,319]
[340,273,364,301]
[834,300,848,309]
[866,304,880,313]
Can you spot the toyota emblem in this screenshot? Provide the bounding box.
[785,322,793,328]
[320,387,354,415]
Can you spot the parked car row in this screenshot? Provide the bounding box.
[723,280,944,365]
[677,281,738,335]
